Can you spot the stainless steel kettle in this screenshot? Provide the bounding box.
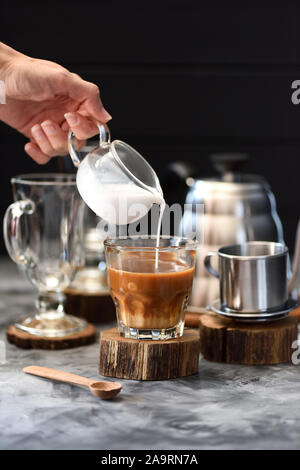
[179,154,286,307]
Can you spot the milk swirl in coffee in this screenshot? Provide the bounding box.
[104,238,196,339]
[107,251,194,331]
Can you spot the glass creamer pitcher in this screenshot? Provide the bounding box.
[68,123,164,225]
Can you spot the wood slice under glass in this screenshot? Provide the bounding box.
[64,287,116,324]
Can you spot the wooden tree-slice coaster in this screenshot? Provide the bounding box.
[64,288,116,324]
[199,313,298,365]
[185,307,207,328]
[185,312,202,328]
[99,327,200,380]
[7,323,97,350]
[290,305,300,323]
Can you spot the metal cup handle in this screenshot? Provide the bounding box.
[204,252,219,279]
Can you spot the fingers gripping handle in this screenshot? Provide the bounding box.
[3,199,35,265]
[204,252,220,279]
[68,121,111,167]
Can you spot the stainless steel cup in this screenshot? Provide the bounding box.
[204,242,290,313]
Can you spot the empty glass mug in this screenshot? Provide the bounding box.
[3,174,87,337]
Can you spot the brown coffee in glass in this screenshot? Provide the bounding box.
[104,237,196,340]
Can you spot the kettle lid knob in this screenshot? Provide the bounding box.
[210,153,248,174]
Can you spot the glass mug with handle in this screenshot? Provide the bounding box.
[3,173,87,337]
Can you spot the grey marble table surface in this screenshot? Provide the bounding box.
[1,257,300,451]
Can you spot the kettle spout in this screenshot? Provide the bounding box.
[288,219,300,294]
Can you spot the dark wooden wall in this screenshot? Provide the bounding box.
[1,0,300,252]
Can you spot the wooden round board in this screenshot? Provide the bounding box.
[7,323,97,350]
[199,313,298,365]
[64,288,116,324]
[185,312,201,328]
[185,306,208,328]
[99,327,200,380]
[290,304,300,323]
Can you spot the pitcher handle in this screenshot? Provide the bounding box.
[68,121,111,167]
[204,252,219,279]
[3,199,35,266]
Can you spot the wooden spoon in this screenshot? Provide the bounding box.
[23,366,122,400]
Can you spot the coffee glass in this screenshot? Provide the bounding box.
[3,174,87,337]
[104,236,196,340]
[204,241,292,313]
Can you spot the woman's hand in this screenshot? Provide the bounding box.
[0,43,111,164]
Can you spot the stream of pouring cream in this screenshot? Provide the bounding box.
[155,199,166,270]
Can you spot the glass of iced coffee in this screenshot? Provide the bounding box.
[104,236,196,340]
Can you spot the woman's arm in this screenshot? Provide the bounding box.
[0,42,111,164]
